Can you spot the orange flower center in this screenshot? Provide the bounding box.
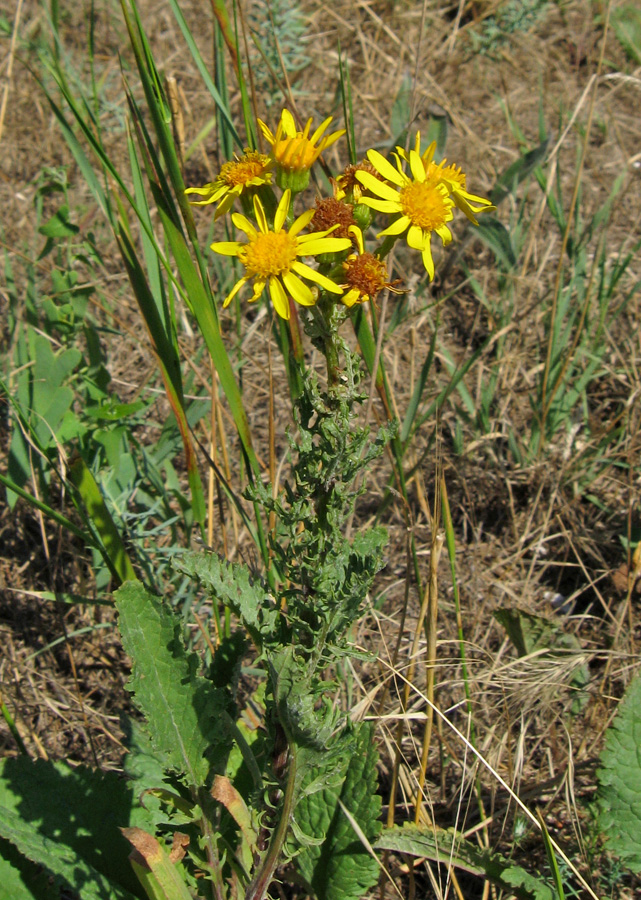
[344,253,389,299]
[220,153,269,186]
[239,231,298,278]
[399,181,451,231]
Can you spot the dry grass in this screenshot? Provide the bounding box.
[1,0,641,896]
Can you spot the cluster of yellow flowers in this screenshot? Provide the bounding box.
[186,109,493,321]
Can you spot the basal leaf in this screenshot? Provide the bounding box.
[0,756,149,899]
[115,580,230,788]
[0,837,60,900]
[0,807,138,900]
[597,672,641,873]
[295,722,381,900]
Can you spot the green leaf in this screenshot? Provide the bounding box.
[0,808,137,900]
[174,551,279,647]
[0,837,60,900]
[597,672,641,873]
[474,215,517,270]
[489,138,549,206]
[68,457,137,585]
[375,824,555,900]
[37,203,80,238]
[295,723,381,900]
[0,757,148,900]
[114,580,230,788]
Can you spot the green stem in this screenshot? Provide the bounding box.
[245,751,298,900]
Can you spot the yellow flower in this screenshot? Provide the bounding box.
[356,148,455,279]
[341,227,404,308]
[210,189,351,320]
[397,134,494,225]
[185,149,272,219]
[258,109,345,191]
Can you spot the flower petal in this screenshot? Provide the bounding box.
[356,170,401,202]
[291,261,344,294]
[407,224,427,250]
[231,213,257,239]
[248,278,266,303]
[348,225,364,255]
[436,224,452,245]
[366,148,405,186]
[320,129,345,150]
[297,236,352,255]
[222,275,251,307]
[360,197,401,214]
[253,195,268,233]
[210,241,242,256]
[421,239,435,279]
[409,149,426,183]
[377,215,410,238]
[281,109,297,138]
[269,276,290,319]
[290,209,316,236]
[274,189,291,232]
[310,116,332,144]
[258,118,275,144]
[283,271,315,306]
[341,287,361,308]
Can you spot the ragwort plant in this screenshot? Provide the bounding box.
[2,1,593,898]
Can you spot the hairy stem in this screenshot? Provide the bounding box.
[244,749,298,900]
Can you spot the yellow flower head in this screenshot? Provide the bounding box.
[258,109,345,192]
[341,227,405,308]
[397,134,494,225]
[185,149,273,219]
[210,190,352,320]
[356,147,455,279]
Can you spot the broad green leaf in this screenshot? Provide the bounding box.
[295,723,381,900]
[175,551,279,647]
[115,580,230,788]
[597,672,641,873]
[375,824,554,900]
[0,757,148,900]
[0,838,60,900]
[0,808,137,900]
